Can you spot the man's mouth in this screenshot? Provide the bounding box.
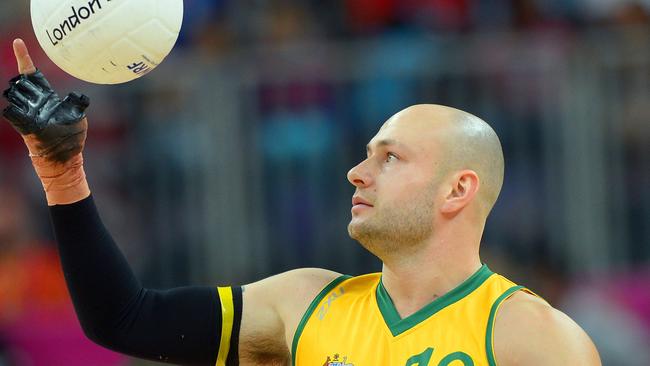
[352,196,373,207]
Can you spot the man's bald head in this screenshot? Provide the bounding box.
[384,104,504,215]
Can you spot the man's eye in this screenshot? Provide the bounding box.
[385,153,398,163]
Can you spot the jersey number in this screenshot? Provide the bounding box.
[405,347,474,366]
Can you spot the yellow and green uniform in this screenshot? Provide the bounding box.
[292,265,540,366]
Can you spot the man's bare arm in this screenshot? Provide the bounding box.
[494,291,601,366]
[239,268,341,365]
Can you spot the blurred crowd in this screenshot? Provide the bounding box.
[1,0,650,365]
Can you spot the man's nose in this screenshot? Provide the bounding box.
[347,160,373,188]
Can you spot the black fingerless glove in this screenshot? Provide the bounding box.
[2,70,89,163]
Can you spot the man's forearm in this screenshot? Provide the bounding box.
[50,196,226,365]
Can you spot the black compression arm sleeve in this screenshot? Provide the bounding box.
[49,195,240,365]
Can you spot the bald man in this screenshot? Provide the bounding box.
[2,39,600,366]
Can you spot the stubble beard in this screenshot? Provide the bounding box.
[348,193,435,259]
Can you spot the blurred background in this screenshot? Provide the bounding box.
[1,0,649,365]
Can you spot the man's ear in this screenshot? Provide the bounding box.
[440,170,480,216]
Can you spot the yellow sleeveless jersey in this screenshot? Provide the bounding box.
[292,264,539,366]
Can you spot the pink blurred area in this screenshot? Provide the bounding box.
[0,250,127,366]
[0,184,126,366]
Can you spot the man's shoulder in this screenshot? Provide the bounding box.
[494,291,601,366]
[268,267,344,293]
[243,268,342,312]
[254,268,383,294]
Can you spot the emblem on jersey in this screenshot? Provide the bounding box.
[323,353,354,366]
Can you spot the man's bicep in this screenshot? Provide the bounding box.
[494,293,601,366]
[238,268,342,364]
[239,282,289,363]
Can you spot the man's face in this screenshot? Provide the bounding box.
[347,115,446,257]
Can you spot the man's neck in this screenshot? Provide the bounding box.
[380,245,482,319]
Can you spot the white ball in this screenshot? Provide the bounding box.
[30,0,184,84]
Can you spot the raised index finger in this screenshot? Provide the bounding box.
[13,39,37,75]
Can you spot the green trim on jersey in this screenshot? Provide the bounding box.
[485,285,524,366]
[291,274,351,366]
[376,264,494,337]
